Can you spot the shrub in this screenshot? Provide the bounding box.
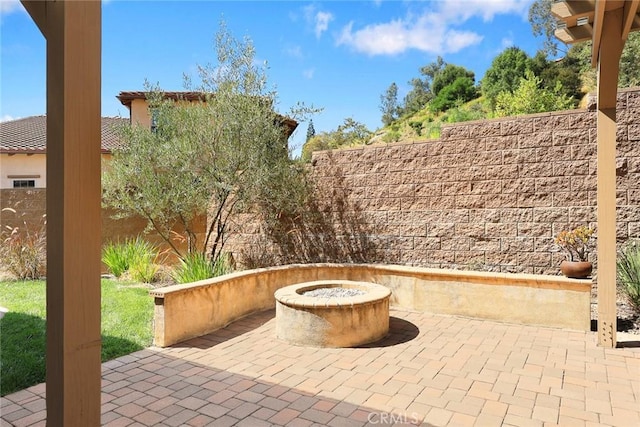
[423,123,441,139]
[102,242,129,278]
[443,104,485,123]
[430,76,478,113]
[0,208,46,280]
[495,70,575,117]
[172,252,234,284]
[408,120,423,136]
[102,237,158,281]
[554,225,595,262]
[617,240,640,313]
[128,260,159,284]
[382,130,400,143]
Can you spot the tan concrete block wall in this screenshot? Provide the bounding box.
[0,189,204,269]
[231,88,640,276]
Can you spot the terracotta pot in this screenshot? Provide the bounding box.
[560,260,592,279]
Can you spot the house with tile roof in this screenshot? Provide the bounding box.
[116,90,298,136]
[1,91,297,190]
[0,115,126,189]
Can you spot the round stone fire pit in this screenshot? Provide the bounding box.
[274,280,391,348]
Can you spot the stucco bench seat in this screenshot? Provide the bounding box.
[149,263,592,347]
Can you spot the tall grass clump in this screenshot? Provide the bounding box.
[173,252,233,284]
[102,242,129,278]
[0,208,46,280]
[617,240,640,313]
[102,237,158,282]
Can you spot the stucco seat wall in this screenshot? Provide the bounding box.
[150,263,592,347]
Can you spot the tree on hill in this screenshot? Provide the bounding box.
[528,0,640,93]
[430,76,478,113]
[401,56,446,116]
[419,56,447,85]
[103,22,313,263]
[306,120,316,142]
[379,82,399,126]
[481,46,531,111]
[528,0,561,58]
[529,51,583,103]
[567,32,640,93]
[301,118,372,162]
[431,64,475,96]
[494,69,574,117]
[402,77,432,116]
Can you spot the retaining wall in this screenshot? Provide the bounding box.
[232,88,640,275]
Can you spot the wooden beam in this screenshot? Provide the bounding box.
[591,0,606,67]
[20,0,48,37]
[622,0,640,40]
[596,6,625,349]
[554,25,594,44]
[551,0,596,19]
[44,1,102,425]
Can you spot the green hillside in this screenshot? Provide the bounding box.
[301,30,640,161]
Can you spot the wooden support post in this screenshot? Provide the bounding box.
[596,7,624,348]
[21,0,103,424]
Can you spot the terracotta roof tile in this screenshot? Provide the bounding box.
[116,91,298,135]
[117,91,206,108]
[0,115,127,154]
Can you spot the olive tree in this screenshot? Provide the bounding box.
[103,23,314,262]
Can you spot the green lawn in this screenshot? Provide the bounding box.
[0,279,154,396]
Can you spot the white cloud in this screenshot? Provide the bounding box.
[438,0,531,22]
[445,30,485,53]
[303,5,334,39]
[501,36,515,49]
[0,0,24,16]
[336,0,530,56]
[284,45,304,59]
[337,14,482,56]
[314,11,334,38]
[303,68,315,79]
[0,115,19,123]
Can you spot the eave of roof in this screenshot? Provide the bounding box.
[0,115,127,154]
[116,91,207,109]
[552,0,640,66]
[116,90,299,136]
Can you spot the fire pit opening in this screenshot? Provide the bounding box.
[274,280,391,348]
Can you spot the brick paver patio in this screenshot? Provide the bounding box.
[2,309,639,426]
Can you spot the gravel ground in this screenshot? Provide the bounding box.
[591,295,640,334]
[302,287,366,298]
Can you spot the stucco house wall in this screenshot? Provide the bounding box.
[0,153,46,189]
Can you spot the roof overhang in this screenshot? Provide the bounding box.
[116,91,206,109]
[116,90,299,137]
[552,0,640,66]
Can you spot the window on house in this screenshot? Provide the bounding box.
[13,180,35,188]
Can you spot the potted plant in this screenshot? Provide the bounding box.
[555,225,595,278]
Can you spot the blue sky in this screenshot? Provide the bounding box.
[1,0,543,152]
